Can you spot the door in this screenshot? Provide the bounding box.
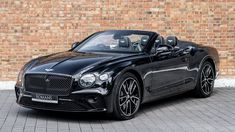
[149,46,190,96]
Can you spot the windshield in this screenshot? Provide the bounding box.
[73,31,151,53]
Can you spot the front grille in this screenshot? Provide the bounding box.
[24,74,73,96]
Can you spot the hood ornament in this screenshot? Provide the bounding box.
[45,68,54,72]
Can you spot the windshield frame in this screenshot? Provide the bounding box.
[72,30,156,54]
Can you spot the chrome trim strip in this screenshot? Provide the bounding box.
[22,94,32,98]
[59,98,73,101]
[143,66,188,79]
[25,72,72,77]
[31,98,58,104]
[22,93,73,102]
[71,88,108,95]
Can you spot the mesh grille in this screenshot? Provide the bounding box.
[25,74,73,96]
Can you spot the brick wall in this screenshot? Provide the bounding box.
[0,0,235,81]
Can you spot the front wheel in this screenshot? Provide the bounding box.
[193,61,215,98]
[112,73,141,120]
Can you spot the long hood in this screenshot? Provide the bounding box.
[27,51,137,75]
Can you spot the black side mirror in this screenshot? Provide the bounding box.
[184,46,195,55]
[71,42,80,49]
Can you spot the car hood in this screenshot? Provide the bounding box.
[27,51,138,75]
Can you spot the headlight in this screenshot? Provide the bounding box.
[16,68,24,87]
[79,74,96,88]
[99,73,109,81]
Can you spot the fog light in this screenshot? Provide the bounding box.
[87,97,97,103]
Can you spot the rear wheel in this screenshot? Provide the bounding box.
[193,61,215,98]
[112,73,141,120]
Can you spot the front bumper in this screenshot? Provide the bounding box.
[15,87,113,113]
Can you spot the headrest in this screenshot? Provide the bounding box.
[119,37,131,48]
[155,36,165,47]
[166,36,178,47]
[141,36,149,46]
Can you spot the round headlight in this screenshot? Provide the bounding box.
[79,74,96,88]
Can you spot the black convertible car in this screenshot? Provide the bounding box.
[15,30,219,120]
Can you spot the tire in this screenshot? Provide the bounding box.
[112,73,141,120]
[193,61,215,98]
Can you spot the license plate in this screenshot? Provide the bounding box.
[32,94,58,104]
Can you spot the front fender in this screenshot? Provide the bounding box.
[102,61,137,113]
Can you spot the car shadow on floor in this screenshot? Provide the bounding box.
[19,89,219,122]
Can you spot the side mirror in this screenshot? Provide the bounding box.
[184,46,195,55]
[71,42,80,49]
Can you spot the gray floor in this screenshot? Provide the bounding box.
[1,88,235,132]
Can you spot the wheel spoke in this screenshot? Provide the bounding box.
[206,83,210,93]
[207,77,214,82]
[202,70,206,79]
[130,84,137,95]
[128,80,135,94]
[131,95,139,100]
[207,80,213,85]
[202,82,206,88]
[122,82,129,95]
[120,98,128,107]
[119,95,127,100]
[130,96,140,107]
[125,100,129,115]
[204,83,208,93]
[129,100,132,115]
[206,67,212,77]
[204,82,210,93]
[202,79,206,83]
